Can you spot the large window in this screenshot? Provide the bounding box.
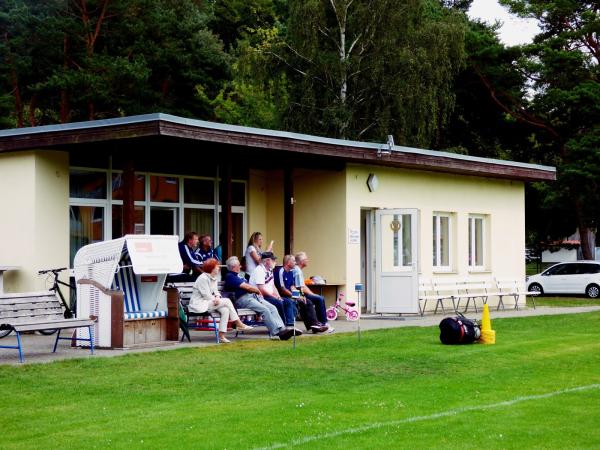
[69,167,247,264]
[433,213,452,270]
[468,215,487,270]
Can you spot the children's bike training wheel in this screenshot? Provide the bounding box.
[346,309,359,321]
[326,308,338,321]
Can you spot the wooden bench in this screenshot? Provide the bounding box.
[0,291,96,363]
[169,281,260,343]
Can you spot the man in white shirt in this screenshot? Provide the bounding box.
[250,252,301,333]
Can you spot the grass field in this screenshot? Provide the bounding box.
[528,296,600,307]
[1,312,600,449]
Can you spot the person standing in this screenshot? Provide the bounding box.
[244,232,273,275]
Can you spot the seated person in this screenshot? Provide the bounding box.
[293,251,334,333]
[195,234,219,264]
[274,255,328,333]
[249,252,300,332]
[224,256,297,341]
[171,231,203,281]
[190,258,252,343]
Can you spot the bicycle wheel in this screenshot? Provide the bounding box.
[326,307,338,321]
[69,285,77,318]
[0,329,12,338]
[38,329,58,335]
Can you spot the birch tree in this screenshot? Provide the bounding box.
[278,0,467,145]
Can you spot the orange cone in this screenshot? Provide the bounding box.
[479,303,496,344]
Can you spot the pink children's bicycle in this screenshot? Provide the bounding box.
[326,293,359,321]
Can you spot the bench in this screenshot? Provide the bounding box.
[495,279,540,310]
[418,279,501,315]
[455,280,501,313]
[0,291,95,363]
[169,281,260,343]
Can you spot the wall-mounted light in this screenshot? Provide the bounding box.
[367,173,379,192]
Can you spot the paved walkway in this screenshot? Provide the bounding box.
[2,305,599,365]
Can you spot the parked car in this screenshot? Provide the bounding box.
[527,261,600,298]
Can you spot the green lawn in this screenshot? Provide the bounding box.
[1,312,600,449]
[528,296,600,307]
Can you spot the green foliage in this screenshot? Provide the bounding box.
[439,20,535,160]
[273,0,467,145]
[0,0,231,125]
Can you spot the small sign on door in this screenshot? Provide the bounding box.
[348,228,360,244]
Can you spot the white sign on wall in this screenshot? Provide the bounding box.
[125,235,183,274]
[348,228,360,244]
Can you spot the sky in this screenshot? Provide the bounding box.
[468,0,540,46]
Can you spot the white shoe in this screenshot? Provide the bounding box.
[325,325,335,334]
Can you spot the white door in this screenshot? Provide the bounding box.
[375,209,418,313]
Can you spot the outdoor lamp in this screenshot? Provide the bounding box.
[366,173,379,192]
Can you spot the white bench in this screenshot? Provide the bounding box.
[0,291,95,363]
[495,279,540,310]
[418,279,456,316]
[455,280,501,313]
[418,279,502,315]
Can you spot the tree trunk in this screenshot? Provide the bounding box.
[61,34,70,123]
[578,225,595,260]
[28,94,37,126]
[88,99,95,121]
[574,195,594,259]
[4,33,24,127]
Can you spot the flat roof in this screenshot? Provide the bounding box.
[0,113,556,181]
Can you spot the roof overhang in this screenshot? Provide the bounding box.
[0,113,556,182]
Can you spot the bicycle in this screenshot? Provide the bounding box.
[326,292,359,321]
[0,267,76,339]
[40,267,76,317]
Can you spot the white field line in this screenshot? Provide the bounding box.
[256,384,600,450]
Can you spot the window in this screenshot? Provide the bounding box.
[70,167,247,263]
[112,205,146,238]
[69,205,105,265]
[150,176,179,203]
[70,170,106,199]
[433,213,451,270]
[578,263,600,274]
[468,215,486,269]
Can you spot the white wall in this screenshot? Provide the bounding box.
[345,164,526,306]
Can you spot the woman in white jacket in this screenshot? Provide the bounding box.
[190,258,252,343]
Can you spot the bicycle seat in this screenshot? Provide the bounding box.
[345,301,355,307]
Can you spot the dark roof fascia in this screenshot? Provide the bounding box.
[0,113,556,182]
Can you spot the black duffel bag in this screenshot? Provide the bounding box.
[439,313,481,345]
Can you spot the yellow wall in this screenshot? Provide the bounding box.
[294,168,347,284]
[0,150,69,292]
[345,164,525,299]
[247,169,284,258]
[249,163,525,309]
[248,169,267,248]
